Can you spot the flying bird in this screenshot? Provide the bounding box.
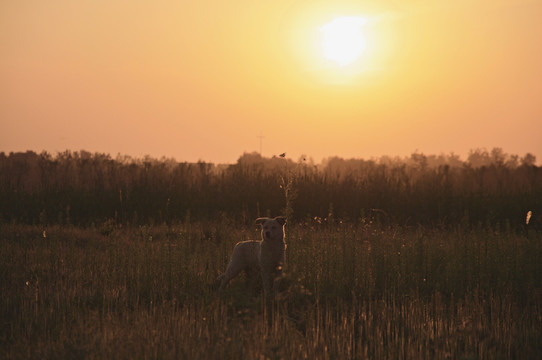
[279,153,286,158]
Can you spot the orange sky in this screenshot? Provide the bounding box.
[1,0,541,164]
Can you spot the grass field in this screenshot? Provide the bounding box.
[1,221,541,359]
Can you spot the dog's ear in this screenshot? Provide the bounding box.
[255,217,268,225]
[274,216,287,226]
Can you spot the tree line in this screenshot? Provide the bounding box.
[1,149,540,228]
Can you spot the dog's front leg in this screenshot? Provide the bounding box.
[260,266,273,299]
[272,267,283,298]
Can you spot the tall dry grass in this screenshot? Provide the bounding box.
[1,222,540,359]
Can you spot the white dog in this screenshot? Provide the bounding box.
[218,216,287,298]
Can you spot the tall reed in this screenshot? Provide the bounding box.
[1,222,540,358]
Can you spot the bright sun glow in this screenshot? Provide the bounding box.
[320,16,367,67]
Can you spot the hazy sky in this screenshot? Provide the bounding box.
[1,0,541,163]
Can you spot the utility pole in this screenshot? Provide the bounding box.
[257,132,264,155]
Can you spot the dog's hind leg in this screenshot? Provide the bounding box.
[218,260,245,294]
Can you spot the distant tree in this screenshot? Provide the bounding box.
[410,151,428,170]
[505,154,520,168]
[468,148,491,168]
[446,152,463,168]
[521,153,537,166]
[490,147,506,166]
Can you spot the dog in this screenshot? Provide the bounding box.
[218,216,287,299]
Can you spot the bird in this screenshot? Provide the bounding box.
[279,153,286,158]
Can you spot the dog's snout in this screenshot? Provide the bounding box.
[265,231,271,238]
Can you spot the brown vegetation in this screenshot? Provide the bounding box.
[0,148,540,229]
[1,223,541,359]
[1,148,541,358]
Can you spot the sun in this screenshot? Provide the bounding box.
[320,16,367,67]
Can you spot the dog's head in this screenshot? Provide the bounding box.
[255,216,286,242]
